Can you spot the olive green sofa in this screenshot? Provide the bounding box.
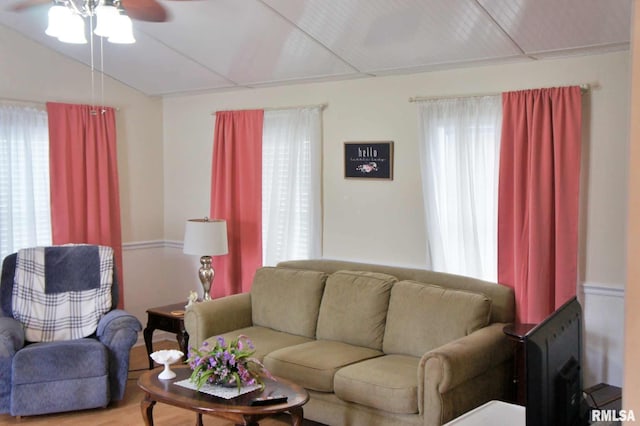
[184,259,515,425]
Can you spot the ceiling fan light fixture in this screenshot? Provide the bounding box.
[57,13,87,44]
[107,14,135,44]
[43,0,137,44]
[45,4,72,38]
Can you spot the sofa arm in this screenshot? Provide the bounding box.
[419,322,513,425]
[184,293,252,350]
[0,317,24,358]
[96,309,142,401]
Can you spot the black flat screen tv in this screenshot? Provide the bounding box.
[524,296,586,426]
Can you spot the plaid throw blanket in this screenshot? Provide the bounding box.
[12,245,113,342]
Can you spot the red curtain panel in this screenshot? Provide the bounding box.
[498,87,582,324]
[46,102,124,308]
[210,110,264,297]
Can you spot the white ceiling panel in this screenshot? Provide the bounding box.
[0,0,633,96]
[477,0,632,56]
[136,0,359,87]
[262,0,523,73]
[98,31,236,96]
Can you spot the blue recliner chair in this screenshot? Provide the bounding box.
[0,245,142,417]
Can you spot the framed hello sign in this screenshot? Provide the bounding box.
[344,141,394,180]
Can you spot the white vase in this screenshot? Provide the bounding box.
[150,349,184,381]
[158,363,177,380]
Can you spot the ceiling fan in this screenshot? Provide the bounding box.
[9,0,194,23]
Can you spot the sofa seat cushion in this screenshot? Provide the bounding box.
[264,340,383,392]
[334,354,420,414]
[251,267,328,338]
[383,280,492,357]
[316,270,396,350]
[12,338,108,385]
[209,326,313,362]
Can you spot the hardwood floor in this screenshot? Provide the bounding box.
[0,341,324,426]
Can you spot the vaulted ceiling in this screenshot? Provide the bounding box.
[0,0,632,97]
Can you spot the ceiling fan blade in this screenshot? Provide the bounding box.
[8,0,184,23]
[121,0,168,22]
[8,0,50,12]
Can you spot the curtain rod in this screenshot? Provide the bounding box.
[211,103,328,116]
[0,98,120,111]
[408,84,592,103]
[0,98,46,108]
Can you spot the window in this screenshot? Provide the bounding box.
[262,107,322,266]
[417,96,501,281]
[0,104,52,262]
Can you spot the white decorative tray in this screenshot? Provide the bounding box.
[173,379,261,399]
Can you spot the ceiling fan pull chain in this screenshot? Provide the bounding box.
[89,12,96,114]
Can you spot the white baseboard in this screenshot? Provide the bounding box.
[133,330,181,347]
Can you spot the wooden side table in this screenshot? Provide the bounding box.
[503,323,536,406]
[144,302,190,370]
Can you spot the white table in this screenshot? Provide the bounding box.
[444,400,525,426]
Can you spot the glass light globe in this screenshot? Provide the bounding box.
[94,4,119,38]
[108,14,136,44]
[45,5,72,38]
[58,13,87,44]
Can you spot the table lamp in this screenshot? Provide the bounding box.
[183,218,228,301]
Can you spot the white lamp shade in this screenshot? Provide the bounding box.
[183,219,228,256]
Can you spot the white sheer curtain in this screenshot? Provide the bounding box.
[0,104,52,262]
[262,107,322,266]
[417,96,501,281]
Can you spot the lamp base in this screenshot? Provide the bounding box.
[198,255,215,301]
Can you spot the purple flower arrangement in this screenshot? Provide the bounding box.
[186,335,272,392]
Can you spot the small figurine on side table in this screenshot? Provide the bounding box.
[185,290,198,309]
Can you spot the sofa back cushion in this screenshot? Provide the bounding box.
[316,270,396,350]
[383,280,492,357]
[278,259,515,324]
[251,267,328,338]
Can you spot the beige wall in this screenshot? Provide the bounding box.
[163,51,630,282]
[624,0,640,413]
[0,25,164,243]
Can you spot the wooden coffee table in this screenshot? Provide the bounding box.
[137,366,309,426]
